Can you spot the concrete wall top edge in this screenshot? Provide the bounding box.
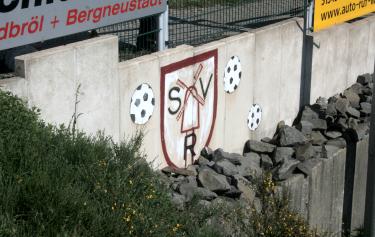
[0,77,23,86]
[15,35,118,62]
[152,44,194,58]
[252,17,304,34]
[219,32,254,44]
[118,54,159,69]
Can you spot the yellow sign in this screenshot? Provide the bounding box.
[314,0,375,32]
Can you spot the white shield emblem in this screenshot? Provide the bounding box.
[161,50,218,168]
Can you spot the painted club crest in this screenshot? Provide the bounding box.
[161,50,218,168]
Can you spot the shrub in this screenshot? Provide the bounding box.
[0,91,220,237]
[251,173,316,237]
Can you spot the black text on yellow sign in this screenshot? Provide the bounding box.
[314,0,375,32]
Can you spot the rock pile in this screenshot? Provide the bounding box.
[161,148,262,210]
[161,73,373,208]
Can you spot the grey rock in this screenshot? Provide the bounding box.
[198,200,212,208]
[279,125,308,147]
[350,83,364,95]
[186,165,198,176]
[244,152,261,166]
[310,131,328,145]
[325,131,342,139]
[347,107,360,118]
[260,154,273,170]
[310,118,328,131]
[312,146,323,158]
[162,166,196,176]
[274,157,300,181]
[301,106,319,121]
[295,143,315,162]
[300,107,328,130]
[297,159,322,176]
[261,137,274,144]
[237,157,263,181]
[198,168,231,193]
[316,97,328,110]
[337,117,348,130]
[348,118,359,129]
[296,121,313,135]
[273,147,294,164]
[201,147,213,160]
[277,120,286,131]
[196,156,210,166]
[179,182,218,201]
[245,140,276,154]
[326,138,346,149]
[360,102,372,115]
[234,175,256,202]
[213,159,239,176]
[171,193,185,210]
[344,89,361,108]
[335,98,350,115]
[326,103,338,117]
[224,186,242,198]
[357,73,372,85]
[212,149,242,165]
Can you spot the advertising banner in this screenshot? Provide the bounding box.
[0,0,167,50]
[314,0,375,32]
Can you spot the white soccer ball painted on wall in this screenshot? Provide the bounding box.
[130,83,155,125]
[224,56,242,93]
[247,104,262,131]
[161,50,218,168]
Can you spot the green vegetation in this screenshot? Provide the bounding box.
[251,174,317,237]
[0,90,317,237]
[0,90,219,237]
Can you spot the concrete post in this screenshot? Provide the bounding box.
[158,5,169,51]
[365,61,375,236]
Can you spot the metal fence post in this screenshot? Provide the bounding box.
[299,0,313,110]
[158,5,169,51]
[365,60,375,237]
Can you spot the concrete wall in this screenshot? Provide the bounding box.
[0,16,374,169]
[350,137,369,231]
[278,136,370,236]
[2,36,120,141]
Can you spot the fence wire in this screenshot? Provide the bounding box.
[168,0,304,48]
[96,0,303,61]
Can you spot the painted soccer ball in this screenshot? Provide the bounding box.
[247,104,262,131]
[224,56,242,93]
[130,83,155,125]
